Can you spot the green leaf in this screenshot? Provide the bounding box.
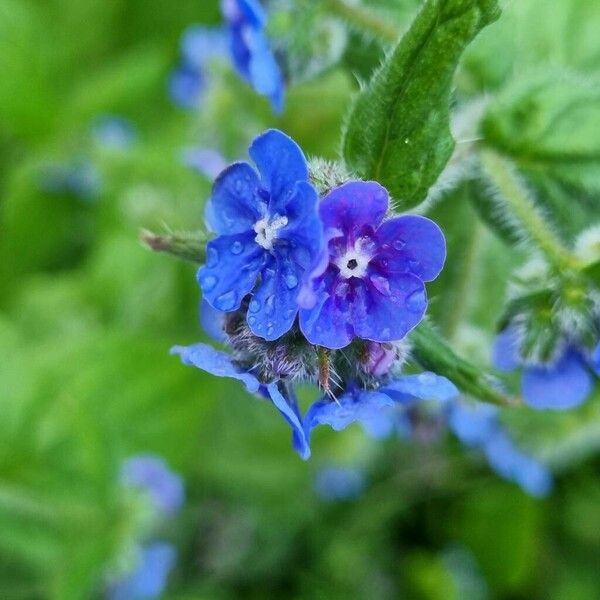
[481,72,600,240]
[342,0,500,209]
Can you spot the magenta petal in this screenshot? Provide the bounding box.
[374,215,446,282]
[319,181,388,238]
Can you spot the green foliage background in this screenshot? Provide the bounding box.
[0,0,599,598]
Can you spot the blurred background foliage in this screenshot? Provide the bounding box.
[0,0,599,598]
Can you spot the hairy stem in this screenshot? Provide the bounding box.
[323,0,398,43]
[481,149,580,272]
[141,229,207,264]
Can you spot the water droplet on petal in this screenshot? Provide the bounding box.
[249,298,261,313]
[215,290,237,311]
[266,322,274,336]
[265,295,275,316]
[248,315,256,325]
[370,275,391,296]
[284,308,296,319]
[392,239,406,251]
[206,247,219,267]
[381,327,391,338]
[285,272,298,289]
[201,274,217,291]
[406,289,426,313]
[231,240,243,254]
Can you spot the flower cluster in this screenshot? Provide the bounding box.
[107,455,184,600]
[173,128,451,459]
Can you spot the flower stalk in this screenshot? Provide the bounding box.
[323,0,398,43]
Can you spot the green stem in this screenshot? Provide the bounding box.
[323,0,398,43]
[481,149,580,272]
[141,229,207,264]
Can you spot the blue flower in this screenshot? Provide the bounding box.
[92,115,137,150]
[304,373,459,441]
[39,160,102,202]
[108,542,177,600]
[448,401,553,497]
[171,342,311,459]
[220,0,284,112]
[198,129,322,341]
[120,455,184,517]
[492,326,599,410]
[314,466,366,502]
[169,26,227,109]
[299,181,446,349]
[181,147,228,181]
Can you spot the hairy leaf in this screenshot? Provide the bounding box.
[342,0,500,209]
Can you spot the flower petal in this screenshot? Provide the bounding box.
[521,350,592,410]
[171,343,261,394]
[591,342,600,376]
[247,255,300,341]
[199,300,228,343]
[198,232,265,313]
[249,129,308,200]
[352,272,427,343]
[374,215,446,282]
[381,372,459,404]
[267,383,310,460]
[304,389,395,438]
[491,327,521,372]
[206,162,261,235]
[447,401,498,447]
[247,29,284,113]
[319,181,388,238]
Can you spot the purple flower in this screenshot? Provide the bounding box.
[120,455,184,517]
[198,129,322,341]
[492,327,598,410]
[169,26,227,109]
[304,372,458,441]
[171,342,311,459]
[314,466,366,502]
[108,542,176,600]
[299,181,446,349]
[220,0,284,112]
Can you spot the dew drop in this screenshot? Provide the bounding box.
[248,315,256,325]
[230,240,243,255]
[381,327,391,338]
[406,289,426,312]
[215,291,237,311]
[266,322,274,336]
[201,274,217,291]
[284,308,296,319]
[249,298,261,313]
[265,295,275,316]
[206,247,219,268]
[392,239,406,251]
[370,275,391,296]
[285,272,298,289]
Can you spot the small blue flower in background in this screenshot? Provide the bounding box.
[169,26,227,109]
[92,115,137,150]
[492,326,600,410]
[304,373,459,441]
[299,181,446,349]
[198,129,322,341]
[171,342,311,459]
[181,146,228,181]
[448,401,553,497]
[108,542,177,600]
[314,466,366,502]
[220,0,284,112]
[120,455,185,517]
[39,160,102,202]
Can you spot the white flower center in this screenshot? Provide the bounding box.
[253,214,288,250]
[336,247,371,279]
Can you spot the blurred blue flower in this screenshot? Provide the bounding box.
[108,542,176,600]
[314,466,366,502]
[448,401,553,497]
[169,26,227,109]
[299,181,446,349]
[171,342,311,459]
[120,455,184,517]
[492,326,599,410]
[304,373,459,441]
[220,0,284,112]
[181,146,228,181]
[39,160,102,202]
[198,129,322,341]
[92,115,137,150]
